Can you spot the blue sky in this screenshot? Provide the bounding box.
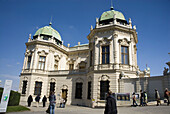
[0,0,170,90]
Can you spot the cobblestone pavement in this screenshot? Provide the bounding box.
[8,103,170,114]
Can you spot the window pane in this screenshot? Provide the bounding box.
[121,47,124,53]
[38,63,41,69]
[34,82,42,95]
[106,46,109,52]
[121,54,124,64]
[42,57,45,62]
[22,81,27,94]
[41,63,44,69]
[102,46,105,53]
[50,82,55,92]
[106,53,109,64]
[125,47,128,53]
[102,54,105,64]
[75,83,83,99]
[125,55,128,64]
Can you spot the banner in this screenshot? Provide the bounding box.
[0,80,13,113]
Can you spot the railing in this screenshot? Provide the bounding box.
[21,69,88,75]
[49,69,88,75]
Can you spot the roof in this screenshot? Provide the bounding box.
[34,24,62,41]
[99,9,126,22]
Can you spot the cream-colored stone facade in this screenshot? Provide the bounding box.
[19,7,151,107]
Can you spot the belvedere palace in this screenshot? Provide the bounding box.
[20,6,167,107]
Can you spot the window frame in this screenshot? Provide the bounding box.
[22,80,27,94]
[34,81,42,95]
[87,81,91,99]
[75,82,83,99]
[101,45,110,64]
[38,56,46,70]
[121,46,129,65]
[27,56,32,69]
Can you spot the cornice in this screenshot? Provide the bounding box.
[25,40,68,55]
[87,24,138,44]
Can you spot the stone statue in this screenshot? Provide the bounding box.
[163,67,169,76]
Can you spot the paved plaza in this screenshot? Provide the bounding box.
[8,102,170,114]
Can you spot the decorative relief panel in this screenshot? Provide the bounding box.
[75,78,84,83]
[118,38,131,46]
[49,78,56,83]
[99,75,110,81]
[61,85,68,90]
[100,37,111,45]
[37,50,48,56]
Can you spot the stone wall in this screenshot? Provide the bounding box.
[119,74,170,101]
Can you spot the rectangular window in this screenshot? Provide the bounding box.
[34,81,42,95]
[102,46,110,64]
[50,82,55,93]
[100,81,109,100]
[75,82,83,99]
[90,50,93,66]
[22,81,27,94]
[87,82,91,99]
[27,56,32,69]
[38,56,46,70]
[121,46,129,65]
[69,64,74,70]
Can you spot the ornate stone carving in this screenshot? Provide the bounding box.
[100,37,111,45]
[99,75,110,81]
[37,50,48,56]
[118,38,131,46]
[50,78,56,82]
[61,85,68,90]
[75,78,84,83]
[35,77,43,81]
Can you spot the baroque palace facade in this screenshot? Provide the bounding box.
[19,6,150,107]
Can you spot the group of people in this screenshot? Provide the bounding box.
[132,88,170,107]
[26,88,169,114]
[27,91,56,114]
[27,94,47,107]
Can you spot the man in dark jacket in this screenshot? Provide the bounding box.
[27,95,33,107]
[42,95,47,107]
[104,91,117,114]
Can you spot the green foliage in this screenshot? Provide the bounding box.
[7,105,30,112]
[0,87,21,106]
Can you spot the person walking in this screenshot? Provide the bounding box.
[49,91,56,114]
[164,88,170,106]
[104,91,117,114]
[155,89,161,106]
[143,91,148,106]
[42,95,47,107]
[132,92,138,107]
[140,90,144,106]
[35,94,41,107]
[27,95,33,107]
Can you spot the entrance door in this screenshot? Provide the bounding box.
[62,89,68,102]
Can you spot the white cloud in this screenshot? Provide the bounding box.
[0,74,19,80]
[6,64,12,67]
[16,62,20,65]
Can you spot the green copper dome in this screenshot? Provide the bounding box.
[34,23,62,41]
[99,9,126,21]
